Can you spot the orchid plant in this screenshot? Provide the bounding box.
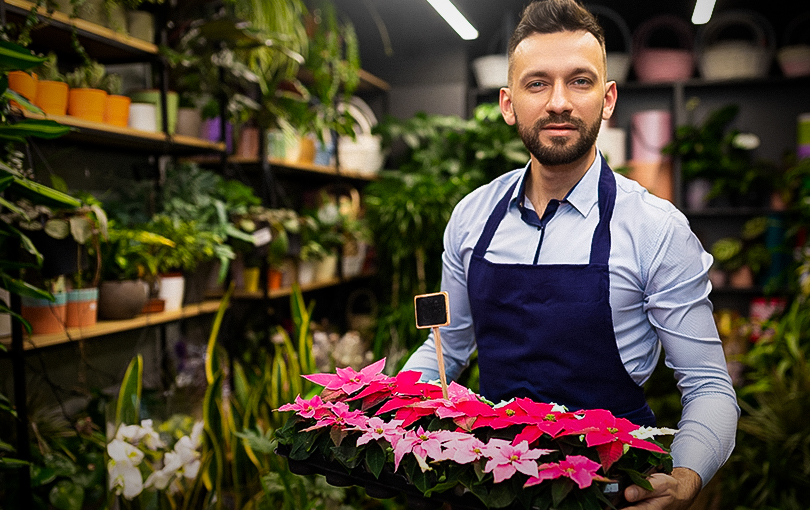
[275,359,677,510]
[106,418,205,506]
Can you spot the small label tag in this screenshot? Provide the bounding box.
[252,227,272,247]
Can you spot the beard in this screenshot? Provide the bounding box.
[515,111,602,166]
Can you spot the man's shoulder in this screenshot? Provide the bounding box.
[455,168,523,213]
[613,172,686,226]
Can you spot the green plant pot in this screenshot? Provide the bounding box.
[129,90,179,134]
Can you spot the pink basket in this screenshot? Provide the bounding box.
[632,15,695,83]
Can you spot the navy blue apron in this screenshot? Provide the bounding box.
[467,158,655,426]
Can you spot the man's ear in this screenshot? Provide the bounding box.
[602,80,617,120]
[500,87,516,126]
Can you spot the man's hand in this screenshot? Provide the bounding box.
[623,467,702,510]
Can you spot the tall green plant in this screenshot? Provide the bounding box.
[720,299,810,509]
[364,103,527,364]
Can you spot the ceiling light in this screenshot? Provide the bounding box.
[691,0,716,24]
[426,0,479,40]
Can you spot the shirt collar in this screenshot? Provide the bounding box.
[511,152,603,218]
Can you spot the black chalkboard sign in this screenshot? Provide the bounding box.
[414,292,450,329]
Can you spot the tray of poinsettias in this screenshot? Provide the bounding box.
[274,359,676,510]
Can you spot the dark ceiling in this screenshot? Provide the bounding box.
[330,0,807,78]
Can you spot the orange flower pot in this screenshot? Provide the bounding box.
[8,71,37,108]
[66,288,98,328]
[268,268,283,290]
[68,87,107,123]
[21,293,67,335]
[34,80,69,116]
[104,94,131,127]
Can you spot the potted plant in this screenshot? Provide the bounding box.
[662,101,773,209]
[32,52,69,116]
[97,221,174,319]
[275,359,677,510]
[65,60,120,123]
[101,72,131,127]
[710,216,772,289]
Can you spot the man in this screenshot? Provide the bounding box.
[401,0,739,508]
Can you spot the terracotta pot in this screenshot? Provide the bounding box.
[68,88,107,123]
[268,268,283,290]
[104,94,131,127]
[298,136,316,163]
[21,293,67,334]
[66,288,98,328]
[98,280,149,320]
[8,71,37,108]
[237,126,260,158]
[34,80,69,115]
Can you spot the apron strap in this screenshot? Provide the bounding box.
[589,157,616,266]
[472,180,519,258]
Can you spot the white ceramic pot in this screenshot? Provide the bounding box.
[158,274,185,312]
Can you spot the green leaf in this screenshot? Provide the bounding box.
[44,218,70,240]
[621,467,654,492]
[30,464,58,487]
[115,355,143,427]
[551,478,575,508]
[0,40,46,71]
[49,480,84,510]
[7,175,81,209]
[0,119,70,140]
[364,440,386,479]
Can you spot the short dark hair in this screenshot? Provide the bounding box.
[508,0,606,83]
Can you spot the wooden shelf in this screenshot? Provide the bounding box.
[4,0,158,60]
[1,300,223,351]
[189,154,380,181]
[21,111,226,152]
[211,273,375,301]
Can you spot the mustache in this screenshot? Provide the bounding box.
[535,113,587,129]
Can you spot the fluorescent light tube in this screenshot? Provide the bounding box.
[426,0,479,40]
[691,0,716,24]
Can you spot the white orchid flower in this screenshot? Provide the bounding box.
[107,439,145,500]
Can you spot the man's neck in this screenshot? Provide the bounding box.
[525,148,596,213]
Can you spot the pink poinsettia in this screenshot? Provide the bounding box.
[303,358,387,395]
[437,434,488,464]
[302,401,367,431]
[392,427,459,472]
[482,439,552,483]
[526,455,605,489]
[277,395,327,419]
[352,417,405,446]
[350,370,422,410]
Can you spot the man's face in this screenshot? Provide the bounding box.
[500,30,616,167]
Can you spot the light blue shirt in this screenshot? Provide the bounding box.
[402,152,739,485]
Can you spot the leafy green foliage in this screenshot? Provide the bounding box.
[720,299,810,509]
[365,103,528,363]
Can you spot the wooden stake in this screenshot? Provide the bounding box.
[433,326,449,399]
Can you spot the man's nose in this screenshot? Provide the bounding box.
[546,83,573,114]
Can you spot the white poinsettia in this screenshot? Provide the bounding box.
[630,426,679,440]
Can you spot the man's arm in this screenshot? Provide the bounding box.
[642,212,740,485]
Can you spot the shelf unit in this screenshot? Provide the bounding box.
[3,0,158,60]
[0,300,222,350]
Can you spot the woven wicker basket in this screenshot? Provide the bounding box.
[590,6,633,84]
[632,15,695,83]
[777,13,810,77]
[697,10,775,80]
